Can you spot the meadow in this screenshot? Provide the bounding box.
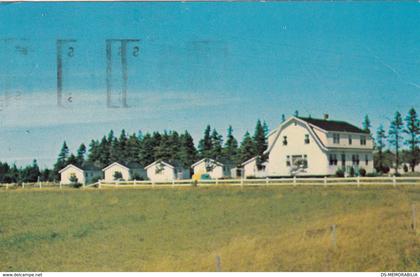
[0,185,419,272]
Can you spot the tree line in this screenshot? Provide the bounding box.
[0,120,269,183]
[370,107,419,174]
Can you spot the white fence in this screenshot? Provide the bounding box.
[1,176,419,190]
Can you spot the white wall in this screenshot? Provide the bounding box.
[193,161,224,179]
[266,119,329,176]
[147,164,176,182]
[104,164,130,181]
[60,166,86,185]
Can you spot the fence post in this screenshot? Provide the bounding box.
[22,182,25,189]
[5,184,8,190]
[172,179,175,188]
[412,204,417,233]
[60,182,62,189]
[215,255,222,272]
[216,178,218,185]
[266,177,269,185]
[293,176,296,186]
[331,224,337,249]
[39,181,42,189]
[393,175,397,187]
[357,176,360,188]
[98,180,101,189]
[241,178,244,188]
[324,176,327,187]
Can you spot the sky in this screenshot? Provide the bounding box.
[0,2,419,168]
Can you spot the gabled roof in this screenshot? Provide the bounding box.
[145,159,187,170]
[59,164,84,174]
[59,163,101,173]
[298,117,369,134]
[241,156,257,166]
[102,161,145,171]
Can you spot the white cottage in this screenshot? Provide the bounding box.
[102,162,147,182]
[241,156,267,178]
[265,115,374,177]
[145,160,190,182]
[191,158,234,179]
[59,163,102,185]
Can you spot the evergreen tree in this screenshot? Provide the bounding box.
[198,125,212,158]
[53,141,69,179]
[363,115,371,133]
[388,111,404,174]
[179,131,197,167]
[87,139,100,166]
[253,120,268,167]
[139,133,156,166]
[239,131,256,164]
[375,124,387,172]
[126,133,141,163]
[155,131,172,162]
[210,129,223,160]
[282,114,286,122]
[76,143,86,166]
[223,126,238,162]
[100,136,111,166]
[404,108,420,172]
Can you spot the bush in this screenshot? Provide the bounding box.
[359,168,366,177]
[349,167,355,177]
[382,166,390,174]
[113,171,123,181]
[335,168,345,177]
[403,164,409,173]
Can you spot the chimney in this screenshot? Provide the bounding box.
[324,114,329,120]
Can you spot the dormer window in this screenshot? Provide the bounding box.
[348,135,352,145]
[304,134,310,144]
[360,136,366,145]
[283,136,288,146]
[333,134,340,144]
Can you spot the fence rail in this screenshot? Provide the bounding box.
[1,176,418,190]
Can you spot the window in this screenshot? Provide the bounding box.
[283,136,288,146]
[365,155,369,166]
[348,135,352,145]
[304,134,310,144]
[286,155,291,166]
[352,154,360,166]
[360,136,366,145]
[333,134,340,144]
[329,154,338,166]
[292,155,308,169]
[341,154,346,167]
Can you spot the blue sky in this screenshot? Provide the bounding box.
[0,2,419,168]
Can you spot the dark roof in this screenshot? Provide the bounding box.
[80,162,101,171]
[298,117,369,134]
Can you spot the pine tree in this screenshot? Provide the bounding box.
[239,131,256,164]
[57,141,69,166]
[210,129,223,160]
[198,125,212,158]
[363,115,371,133]
[100,136,111,166]
[87,139,100,166]
[375,125,387,172]
[179,131,197,167]
[155,131,172,162]
[139,133,155,166]
[404,108,420,172]
[126,133,141,163]
[253,120,268,167]
[388,111,404,174]
[223,126,238,163]
[76,143,86,166]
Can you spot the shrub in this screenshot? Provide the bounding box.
[382,166,390,174]
[113,171,123,181]
[403,164,409,173]
[335,168,345,177]
[349,167,355,177]
[359,168,366,177]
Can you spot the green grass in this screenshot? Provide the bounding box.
[0,185,419,271]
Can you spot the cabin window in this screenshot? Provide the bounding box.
[341,154,346,167]
[304,134,310,144]
[286,155,291,166]
[360,136,366,145]
[348,135,352,145]
[365,155,369,166]
[329,154,338,166]
[352,154,360,165]
[283,136,288,146]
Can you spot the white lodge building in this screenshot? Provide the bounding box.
[265,116,374,177]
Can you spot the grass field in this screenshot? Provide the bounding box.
[0,185,419,272]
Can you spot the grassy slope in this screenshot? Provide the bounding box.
[0,186,419,272]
